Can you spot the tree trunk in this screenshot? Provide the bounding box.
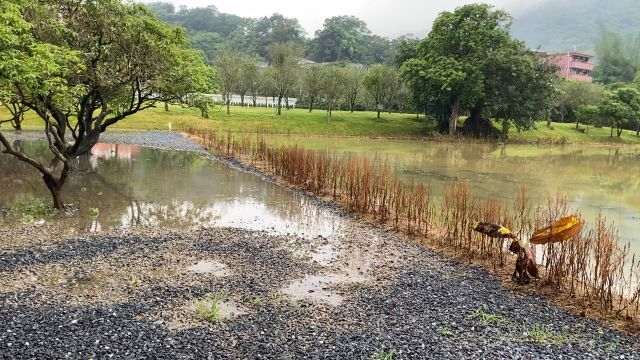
[42,165,69,211]
[636,123,639,136]
[611,124,614,137]
[285,97,289,110]
[576,120,579,129]
[226,99,230,115]
[377,109,381,119]
[617,126,623,137]
[240,94,245,107]
[277,96,282,115]
[309,99,314,113]
[449,97,460,135]
[164,102,169,112]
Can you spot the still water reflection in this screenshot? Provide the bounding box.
[0,141,340,238]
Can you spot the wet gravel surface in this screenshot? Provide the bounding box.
[1,130,638,359]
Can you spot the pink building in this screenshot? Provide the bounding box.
[548,51,594,82]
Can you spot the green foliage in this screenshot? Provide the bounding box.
[363,64,400,119]
[267,42,301,115]
[552,80,604,122]
[592,29,639,84]
[401,4,557,135]
[89,207,100,217]
[523,324,571,345]
[320,66,346,117]
[599,87,640,136]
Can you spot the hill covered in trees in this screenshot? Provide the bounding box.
[510,0,640,52]
[144,2,399,65]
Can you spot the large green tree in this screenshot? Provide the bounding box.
[401,4,556,136]
[600,87,640,137]
[214,49,242,114]
[363,64,399,119]
[0,0,214,209]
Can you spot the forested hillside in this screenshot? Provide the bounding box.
[510,0,640,52]
[145,2,398,64]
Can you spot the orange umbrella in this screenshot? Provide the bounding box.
[530,216,583,245]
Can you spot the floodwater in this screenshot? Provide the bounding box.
[0,141,341,239]
[266,135,640,253]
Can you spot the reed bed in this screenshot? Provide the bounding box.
[185,128,640,328]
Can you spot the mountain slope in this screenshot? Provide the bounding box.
[510,0,640,52]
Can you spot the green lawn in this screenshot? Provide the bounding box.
[507,121,640,145]
[3,105,430,138]
[4,105,640,144]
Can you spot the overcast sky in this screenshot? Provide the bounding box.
[139,0,550,37]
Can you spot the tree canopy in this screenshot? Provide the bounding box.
[401,4,556,136]
[0,0,215,209]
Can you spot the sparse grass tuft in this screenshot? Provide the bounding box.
[372,349,393,360]
[438,327,454,337]
[89,207,100,217]
[194,292,226,323]
[523,324,571,345]
[469,308,504,326]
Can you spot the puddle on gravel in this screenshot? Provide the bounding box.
[0,141,348,240]
[186,260,230,276]
[281,272,369,306]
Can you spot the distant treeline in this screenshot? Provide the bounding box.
[145,2,408,65]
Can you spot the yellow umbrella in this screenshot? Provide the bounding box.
[530,216,583,245]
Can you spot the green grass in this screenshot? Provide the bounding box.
[5,105,640,144]
[507,121,640,145]
[468,308,504,326]
[522,324,571,345]
[372,349,394,360]
[3,105,429,138]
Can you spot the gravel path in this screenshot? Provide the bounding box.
[0,130,638,359]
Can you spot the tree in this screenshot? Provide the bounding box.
[321,66,345,118]
[250,14,305,57]
[309,16,370,63]
[0,0,214,210]
[301,67,324,112]
[214,49,242,114]
[363,64,399,119]
[343,67,365,113]
[401,4,556,136]
[552,80,604,127]
[600,87,640,137]
[239,59,260,107]
[593,29,638,84]
[268,42,300,115]
[575,104,600,133]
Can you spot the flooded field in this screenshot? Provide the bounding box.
[0,141,340,238]
[266,135,640,253]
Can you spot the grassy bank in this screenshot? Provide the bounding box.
[4,106,429,138]
[4,105,640,144]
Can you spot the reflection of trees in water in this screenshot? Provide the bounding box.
[2,141,337,233]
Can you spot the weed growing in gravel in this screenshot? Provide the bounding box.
[438,327,454,337]
[441,273,453,281]
[468,308,503,326]
[194,292,226,323]
[249,295,263,307]
[523,324,570,345]
[89,207,100,217]
[122,267,141,287]
[372,349,393,360]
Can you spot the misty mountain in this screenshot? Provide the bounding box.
[510,0,640,52]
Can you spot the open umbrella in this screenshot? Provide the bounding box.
[530,215,583,245]
[471,222,517,240]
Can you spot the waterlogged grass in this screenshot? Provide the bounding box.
[5,198,57,219]
[507,121,640,145]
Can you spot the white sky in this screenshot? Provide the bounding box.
[138,0,550,38]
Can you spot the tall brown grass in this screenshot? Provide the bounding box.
[185,128,640,328]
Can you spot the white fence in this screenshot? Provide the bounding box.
[209,94,298,108]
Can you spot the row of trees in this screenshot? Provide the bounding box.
[214,45,403,119]
[146,2,401,65]
[553,79,640,137]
